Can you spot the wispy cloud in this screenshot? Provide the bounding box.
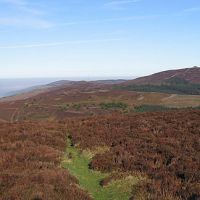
[104,0,141,9]
[171,6,200,17]
[4,12,158,29]
[1,0,44,15]
[183,7,200,13]
[57,5,200,28]
[0,0,26,6]
[0,0,50,28]
[105,0,141,6]
[0,38,124,49]
[0,17,52,28]
[58,14,158,28]
[102,15,157,22]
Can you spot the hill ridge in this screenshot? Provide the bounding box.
[124,66,200,85]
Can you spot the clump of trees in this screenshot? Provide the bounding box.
[117,77,200,95]
[100,102,128,110]
[134,104,172,112]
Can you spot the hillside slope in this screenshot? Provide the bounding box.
[0,121,91,200]
[119,67,200,95]
[124,66,200,85]
[67,110,200,200]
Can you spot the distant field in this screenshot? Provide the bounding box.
[0,84,200,122]
[162,94,200,108]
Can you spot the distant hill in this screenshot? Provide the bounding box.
[0,79,127,102]
[48,79,126,87]
[124,66,200,85]
[119,67,200,95]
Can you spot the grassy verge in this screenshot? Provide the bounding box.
[62,138,139,200]
[133,104,172,112]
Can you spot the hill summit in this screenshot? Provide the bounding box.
[124,66,200,85]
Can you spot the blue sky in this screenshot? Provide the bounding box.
[0,0,200,78]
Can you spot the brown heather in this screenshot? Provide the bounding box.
[0,109,199,200]
[0,121,91,200]
[67,110,200,200]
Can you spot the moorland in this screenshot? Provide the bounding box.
[0,67,200,200]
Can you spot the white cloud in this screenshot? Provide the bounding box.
[0,38,124,49]
[105,0,141,6]
[1,0,44,15]
[0,17,52,28]
[0,0,26,6]
[0,0,50,28]
[57,14,158,28]
[183,7,200,13]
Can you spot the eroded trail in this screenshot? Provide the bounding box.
[62,137,140,200]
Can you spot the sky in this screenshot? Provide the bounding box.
[0,0,200,78]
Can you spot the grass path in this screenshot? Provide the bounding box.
[62,138,139,200]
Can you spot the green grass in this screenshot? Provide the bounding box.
[62,138,139,200]
[194,106,200,110]
[100,102,128,110]
[133,104,172,113]
[58,103,70,111]
[72,103,82,110]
